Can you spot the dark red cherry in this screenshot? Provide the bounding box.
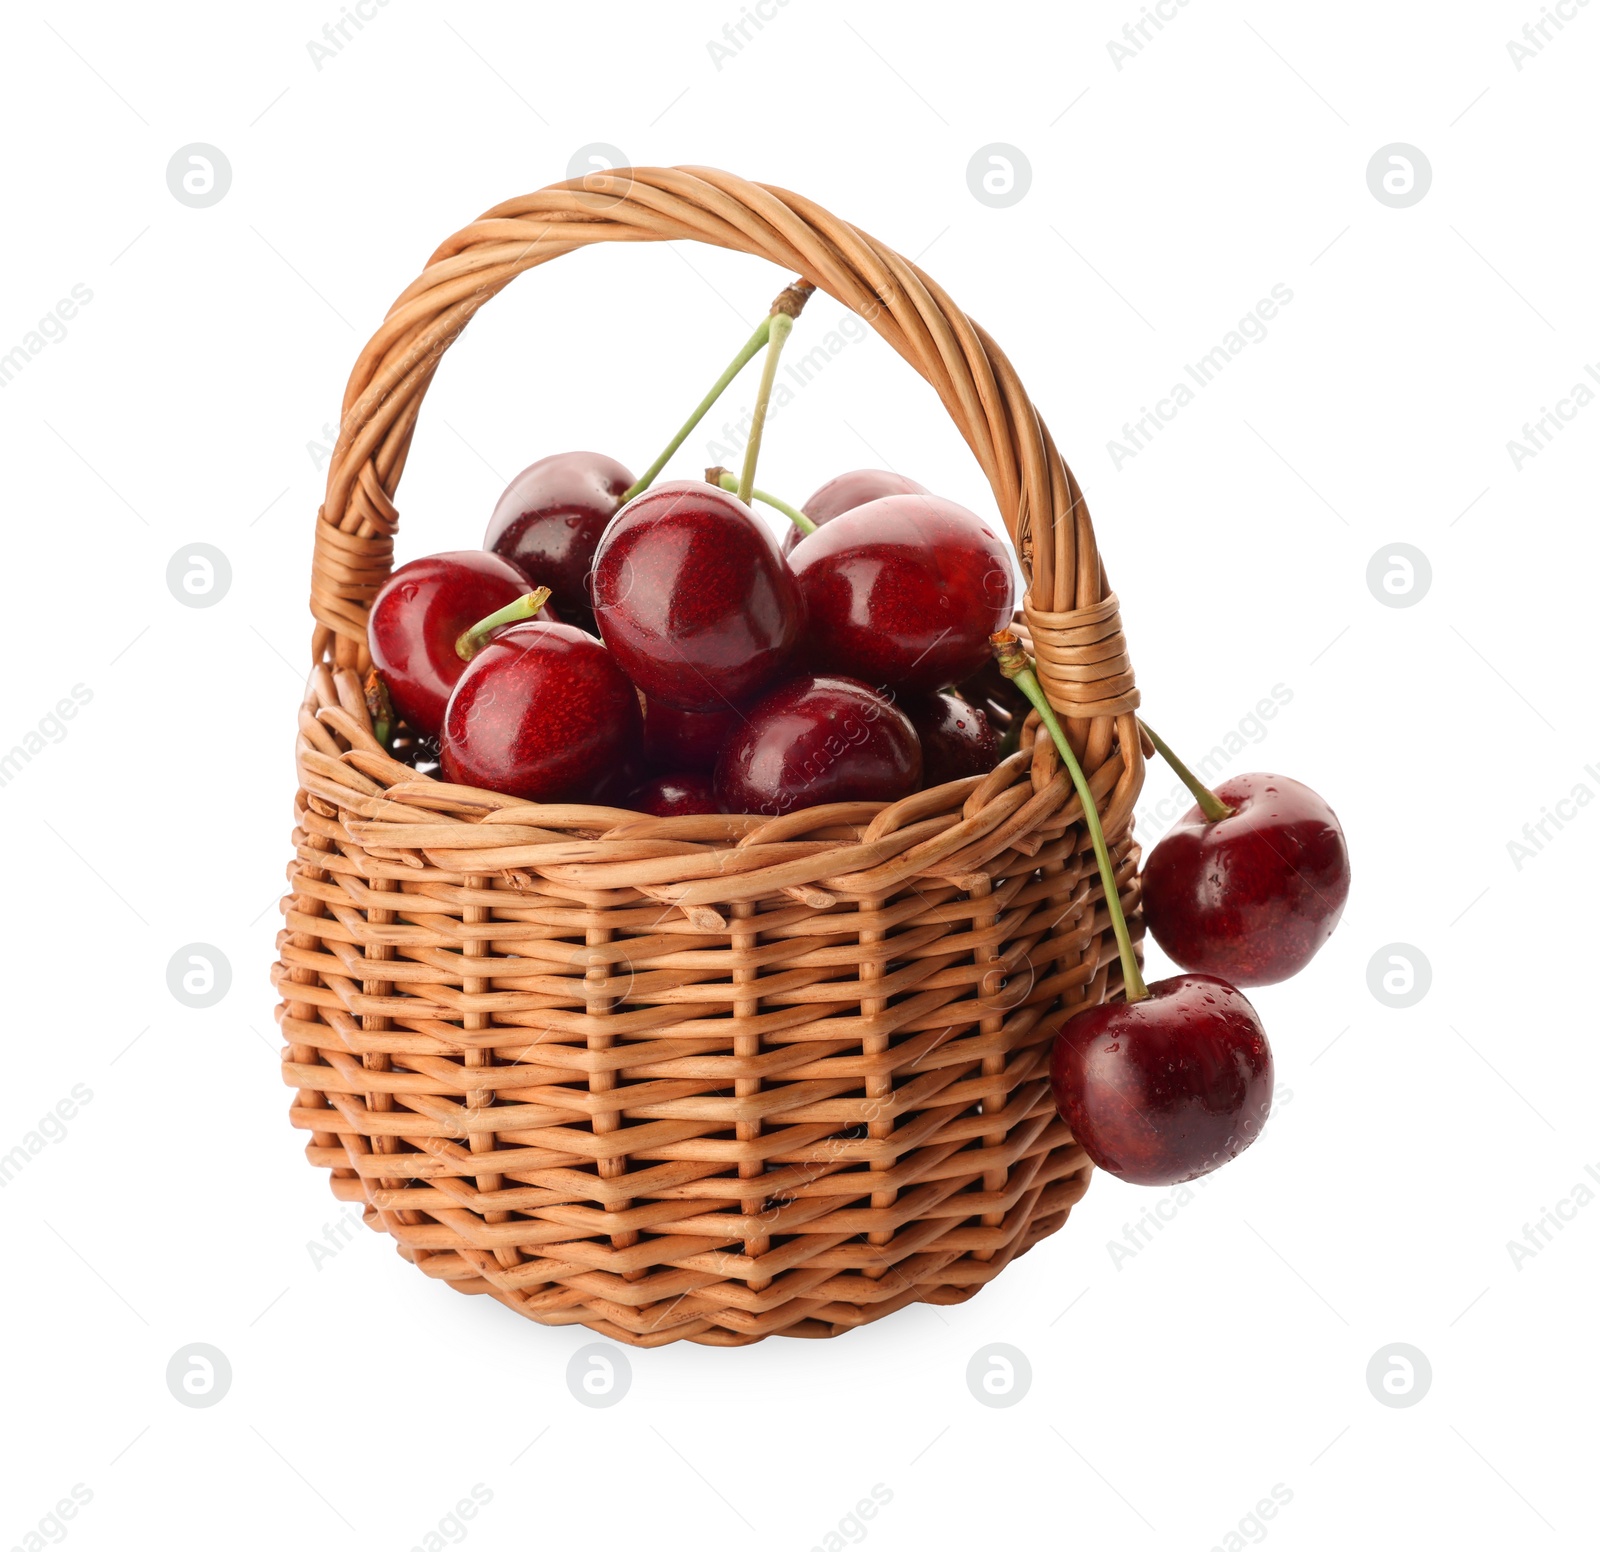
[591,480,802,712]
[631,771,721,816]
[788,494,1014,693]
[902,689,999,787]
[439,622,642,802]
[483,451,634,633]
[368,551,546,738]
[714,674,921,816]
[1142,773,1350,987]
[1049,975,1274,1186]
[782,468,928,556]
[957,659,1030,734]
[643,699,743,772]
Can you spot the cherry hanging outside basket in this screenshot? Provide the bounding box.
[274,166,1145,1347]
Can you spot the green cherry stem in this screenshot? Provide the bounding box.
[454,587,551,661]
[619,278,816,505]
[364,668,394,750]
[704,466,816,535]
[1139,719,1235,822]
[992,630,1148,1004]
[736,311,794,504]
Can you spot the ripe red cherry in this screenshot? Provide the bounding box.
[368,551,544,738]
[788,494,1014,693]
[902,690,999,787]
[631,772,720,816]
[591,479,802,712]
[1049,975,1274,1186]
[643,699,743,773]
[484,451,634,633]
[958,659,1029,736]
[439,622,641,802]
[1142,773,1350,986]
[714,674,921,816]
[782,468,928,555]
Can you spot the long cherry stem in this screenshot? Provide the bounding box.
[619,279,816,505]
[705,466,815,534]
[1139,719,1235,822]
[455,587,551,661]
[737,312,794,503]
[992,630,1148,1004]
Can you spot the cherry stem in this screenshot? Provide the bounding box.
[992,630,1149,1004]
[705,466,815,534]
[737,312,794,503]
[364,667,394,749]
[1139,719,1235,823]
[619,278,816,505]
[454,587,551,661]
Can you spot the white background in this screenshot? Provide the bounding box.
[2,2,1596,1548]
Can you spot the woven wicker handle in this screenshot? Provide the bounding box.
[310,165,1138,732]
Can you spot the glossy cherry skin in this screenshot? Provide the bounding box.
[368,551,542,739]
[631,772,721,816]
[439,622,642,803]
[1049,975,1274,1186]
[714,674,921,816]
[1142,773,1350,987]
[591,480,802,712]
[484,451,634,633]
[958,659,1029,734]
[783,468,929,556]
[903,690,999,787]
[643,699,744,773]
[788,494,1014,694]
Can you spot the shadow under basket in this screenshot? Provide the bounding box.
[274,166,1145,1347]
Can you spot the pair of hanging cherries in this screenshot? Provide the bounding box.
[366,276,1350,1193]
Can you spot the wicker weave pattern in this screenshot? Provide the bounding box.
[276,168,1145,1345]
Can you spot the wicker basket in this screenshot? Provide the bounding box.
[274,166,1145,1347]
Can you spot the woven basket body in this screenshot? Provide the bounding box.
[275,168,1145,1346]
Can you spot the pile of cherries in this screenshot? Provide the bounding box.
[360,280,1351,1197]
[368,458,1018,821]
